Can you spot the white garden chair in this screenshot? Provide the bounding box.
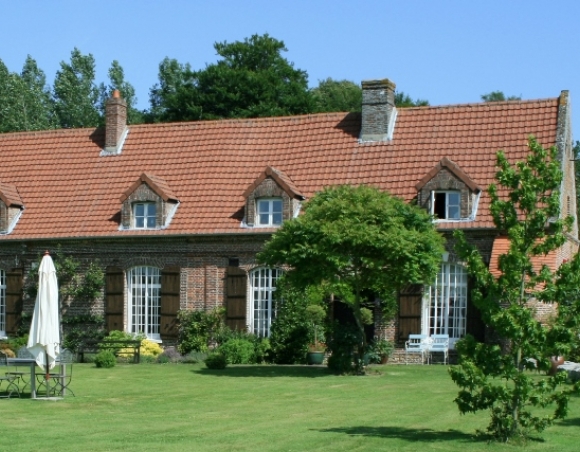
[429,334,449,365]
[404,334,431,364]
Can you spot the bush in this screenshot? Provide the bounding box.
[268,287,319,364]
[204,352,227,369]
[219,338,256,364]
[94,350,116,368]
[178,308,227,355]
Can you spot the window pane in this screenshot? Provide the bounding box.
[272,213,282,225]
[128,267,161,339]
[258,201,270,213]
[448,205,460,219]
[135,204,144,216]
[272,200,282,213]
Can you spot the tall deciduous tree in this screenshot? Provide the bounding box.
[394,92,429,107]
[450,137,579,441]
[148,57,192,122]
[258,185,444,374]
[99,60,142,124]
[53,48,101,128]
[0,56,55,132]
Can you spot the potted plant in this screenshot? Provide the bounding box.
[305,304,326,365]
[367,338,394,365]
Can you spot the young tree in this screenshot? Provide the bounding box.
[53,48,101,128]
[450,137,579,441]
[258,185,444,374]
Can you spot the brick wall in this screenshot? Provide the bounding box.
[245,177,293,226]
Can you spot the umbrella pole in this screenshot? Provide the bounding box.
[45,350,50,398]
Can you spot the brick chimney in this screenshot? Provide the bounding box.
[103,90,128,155]
[359,78,397,142]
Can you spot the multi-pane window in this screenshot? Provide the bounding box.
[432,191,460,220]
[128,267,161,340]
[133,202,157,229]
[0,270,5,337]
[250,268,282,337]
[425,263,467,347]
[256,198,283,226]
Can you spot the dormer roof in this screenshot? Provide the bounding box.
[243,166,305,200]
[120,173,179,203]
[415,157,481,192]
[0,181,23,207]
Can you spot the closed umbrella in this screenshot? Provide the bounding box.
[27,251,60,395]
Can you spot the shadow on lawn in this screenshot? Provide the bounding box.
[194,365,332,378]
[316,425,483,444]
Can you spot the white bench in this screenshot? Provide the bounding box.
[404,334,431,364]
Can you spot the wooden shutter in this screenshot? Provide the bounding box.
[105,266,125,332]
[398,284,423,344]
[225,266,247,331]
[465,277,486,342]
[160,266,180,340]
[5,269,23,335]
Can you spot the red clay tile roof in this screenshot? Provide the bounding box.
[0,96,561,240]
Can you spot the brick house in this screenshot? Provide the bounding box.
[0,80,576,349]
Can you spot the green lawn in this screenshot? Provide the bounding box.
[2,363,580,451]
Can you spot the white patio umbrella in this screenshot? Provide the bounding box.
[27,251,60,389]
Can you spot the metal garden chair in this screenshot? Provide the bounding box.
[0,351,20,398]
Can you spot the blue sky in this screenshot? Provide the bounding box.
[2,0,580,139]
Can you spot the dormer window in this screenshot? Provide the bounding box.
[416,158,481,223]
[433,191,460,220]
[242,166,305,228]
[133,202,157,229]
[257,198,283,226]
[120,173,179,231]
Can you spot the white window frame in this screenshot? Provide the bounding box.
[431,190,461,220]
[133,202,157,229]
[127,266,161,340]
[249,267,282,337]
[0,270,5,338]
[256,198,283,227]
[423,263,468,348]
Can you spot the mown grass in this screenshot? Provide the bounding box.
[2,363,580,451]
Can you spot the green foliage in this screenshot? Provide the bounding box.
[217,330,271,364]
[98,60,143,124]
[394,91,429,107]
[258,184,444,374]
[177,308,227,354]
[53,48,101,128]
[365,338,395,364]
[268,287,312,364]
[311,78,362,113]
[94,349,117,368]
[0,56,56,133]
[450,137,579,441]
[204,352,228,369]
[481,91,522,102]
[148,34,313,122]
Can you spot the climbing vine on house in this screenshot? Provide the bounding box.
[450,137,580,441]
